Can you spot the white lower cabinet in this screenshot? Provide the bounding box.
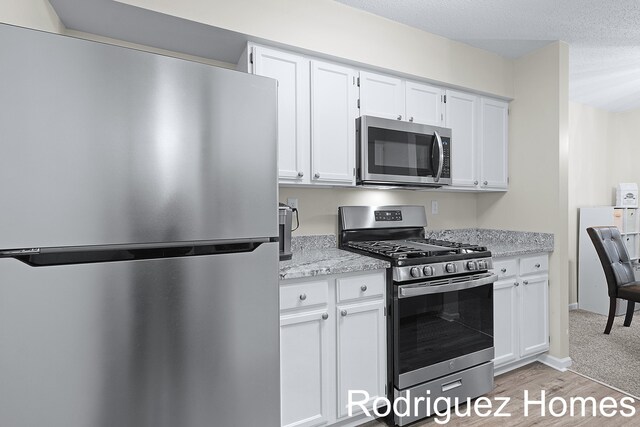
[280,271,386,427]
[281,310,331,427]
[336,299,386,419]
[492,254,549,373]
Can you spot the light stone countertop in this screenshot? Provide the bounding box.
[279,230,553,280]
[279,248,389,280]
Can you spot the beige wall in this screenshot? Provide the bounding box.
[567,102,612,305]
[117,0,514,98]
[610,109,640,185]
[477,42,570,360]
[0,0,63,33]
[280,187,478,235]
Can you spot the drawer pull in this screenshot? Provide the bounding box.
[514,282,519,287]
[442,379,462,392]
[535,263,541,268]
[341,309,348,317]
[361,285,368,292]
[501,268,507,273]
[523,280,529,285]
[299,293,307,301]
[321,313,328,320]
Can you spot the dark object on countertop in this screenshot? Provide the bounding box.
[587,226,640,334]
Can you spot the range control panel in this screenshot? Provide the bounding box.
[375,210,403,221]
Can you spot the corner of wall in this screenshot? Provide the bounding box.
[0,0,64,34]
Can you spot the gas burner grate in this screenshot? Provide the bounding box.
[347,239,488,260]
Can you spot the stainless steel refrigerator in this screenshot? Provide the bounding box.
[0,24,280,427]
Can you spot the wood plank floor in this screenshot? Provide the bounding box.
[365,362,640,426]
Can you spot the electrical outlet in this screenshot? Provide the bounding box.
[287,198,298,209]
[431,200,439,215]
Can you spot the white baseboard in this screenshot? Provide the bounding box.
[569,303,578,310]
[537,354,572,372]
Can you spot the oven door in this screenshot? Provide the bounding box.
[358,116,451,186]
[393,272,496,389]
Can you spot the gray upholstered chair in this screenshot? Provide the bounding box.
[587,226,640,334]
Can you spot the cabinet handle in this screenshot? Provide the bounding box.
[501,268,507,273]
[314,173,320,179]
[523,280,529,285]
[297,171,304,178]
[322,313,329,320]
[474,180,479,185]
[341,309,348,317]
[483,181,488,185]
[397,115,402,120]
[299,293,307,301]
[514,282,519,287]
[409,116,414,122]
[361,285,367,292]
[535,263,541,268]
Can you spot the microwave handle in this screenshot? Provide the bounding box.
[433,130,444,182]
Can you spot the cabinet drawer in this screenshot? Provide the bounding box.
[337,273,385,302]
[492,259,517,279]
[280,279,329,311]
[520,255,548,275]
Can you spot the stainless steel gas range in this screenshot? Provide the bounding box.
[338,205,497,426]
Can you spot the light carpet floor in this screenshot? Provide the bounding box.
[569,309,640,398]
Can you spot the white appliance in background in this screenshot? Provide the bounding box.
[0,24,280,427]
[616,183,638,207]
[579,206,640,315]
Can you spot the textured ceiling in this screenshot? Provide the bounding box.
[335,0,640,112]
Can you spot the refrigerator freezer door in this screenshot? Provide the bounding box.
[0,24,278,249]
[0,243,280,427]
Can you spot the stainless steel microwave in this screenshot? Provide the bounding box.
[356,116,452,187]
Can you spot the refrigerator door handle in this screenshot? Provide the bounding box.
[1,238,276,267]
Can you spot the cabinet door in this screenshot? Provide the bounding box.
[493,279,518,367]
[479,98,508,190]
[359,71,405,120]
[253,46,310,183]
[519,275,549,357]
[405,81,444,126]
[335,300,386,419]
[280,310,331,427]
[445,90,478,188]
[310,61,357,185]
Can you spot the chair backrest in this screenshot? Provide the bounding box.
[587,226,635,297]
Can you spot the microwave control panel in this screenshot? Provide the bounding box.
[441,138,451,178]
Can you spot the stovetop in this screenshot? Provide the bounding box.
[346,238,486,261]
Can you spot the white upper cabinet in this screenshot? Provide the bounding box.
[405,81,444,126]
[445,90,478,188]
[479,98,509,190]
[251,45,310,183]
[310,61,358,185]
[242,43,509,192]
[358,71,405,120]
[359,72,444,126]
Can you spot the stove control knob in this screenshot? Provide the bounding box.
[467,261,477,271]
[445,263,456,273]
[423,266,434,276]
[410,267,421,278]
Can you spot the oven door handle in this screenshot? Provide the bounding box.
[432,130,444,183]
[398,273,497,298]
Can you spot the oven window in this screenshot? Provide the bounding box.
[367,127,435,177]
[395,283,493,375]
